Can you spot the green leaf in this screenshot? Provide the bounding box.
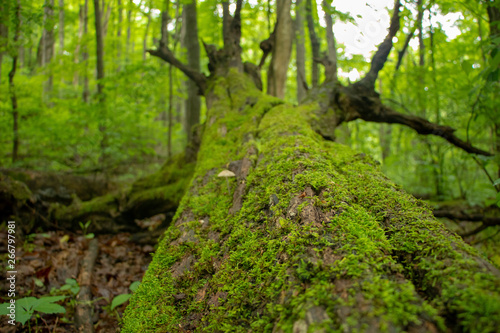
[35,296,67,303]
[129,281,141,292]
[0,303,13,315]
[34,278,44,288]
[110,294,131,311]
[493,179,500,186]
[34,302,66,315]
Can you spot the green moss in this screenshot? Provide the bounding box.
[122,71,500,332]
[51,192,119,221]
[0,175,32,202]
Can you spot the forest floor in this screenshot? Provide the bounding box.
[0,228,153,332]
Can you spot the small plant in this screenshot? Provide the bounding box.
[109,281,141,312]
[79,220,95,239]
[59,278,80,296]
[0,296,67,325]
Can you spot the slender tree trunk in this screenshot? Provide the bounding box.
[94,0,107,169]
[74,2,84,86]
[40,0,55,100]
[0,4,7,87]
[429,17,443,197]
[82,0,89,103]
[305,0,319,87]
[183,0,200,160]
[94,0,105,100]
[58,0,64,56]
[10,0,21,163]
[102,1,112,37]
[322,0,337,82]
[143,5,152,62]
[267,0,292,99]
[127,0,133,60]
[295,0,306,103]
[117,0,123,70]
[486,2,500,178]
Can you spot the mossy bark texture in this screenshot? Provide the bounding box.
[123,71,500,332]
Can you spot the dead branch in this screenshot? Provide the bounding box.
[340,86,492,156]
[358,0,401,88]
[148,46,207,94]
[74,238,99,333]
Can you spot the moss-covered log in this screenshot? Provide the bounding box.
[50,155,195,233]
[122,70,500,332]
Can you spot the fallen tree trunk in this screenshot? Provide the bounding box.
[122,70,500,332]
[49,154,195,233]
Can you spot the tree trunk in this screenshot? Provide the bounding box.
[39,0,55,100]
[305,0,319,87]
[93,0,107,170]
[267,0,292,99]
[117,0,123,70]
[486,2,500,178]
[322,0,337,82]
[58,0,64,56]
[10,0,21,163]
[93,0,105,101]
[294,0,306,103]
[182,0,201,161]
[143,5,152,62]
[82,0,89,103]
[126,0,133,60]
[122,69,500,333]
[0,14,8,93]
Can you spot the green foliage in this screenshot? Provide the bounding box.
[110,281,141,311]
[59,278,80,296]
[0,296,67,325]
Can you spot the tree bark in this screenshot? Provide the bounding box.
[182,0,201,160]
[322,0,337,82]
[74,1,84,86]
[82,0,89,103]
[143,4,152,62]
[93,0,105,101]
[486,1,500,177]
[39,0,55,100]
[93,0,107,171]
[267,0,292,99]
[58,0,64,56]
[295,0,306,103]
[0,8,8,95]
[9,0,21,163]
[122,68,500,333]
[117,0,123,70]
[127,0,133,60]
[305,0,319,87]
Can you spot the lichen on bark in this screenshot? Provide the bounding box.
[122,70,500,332]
